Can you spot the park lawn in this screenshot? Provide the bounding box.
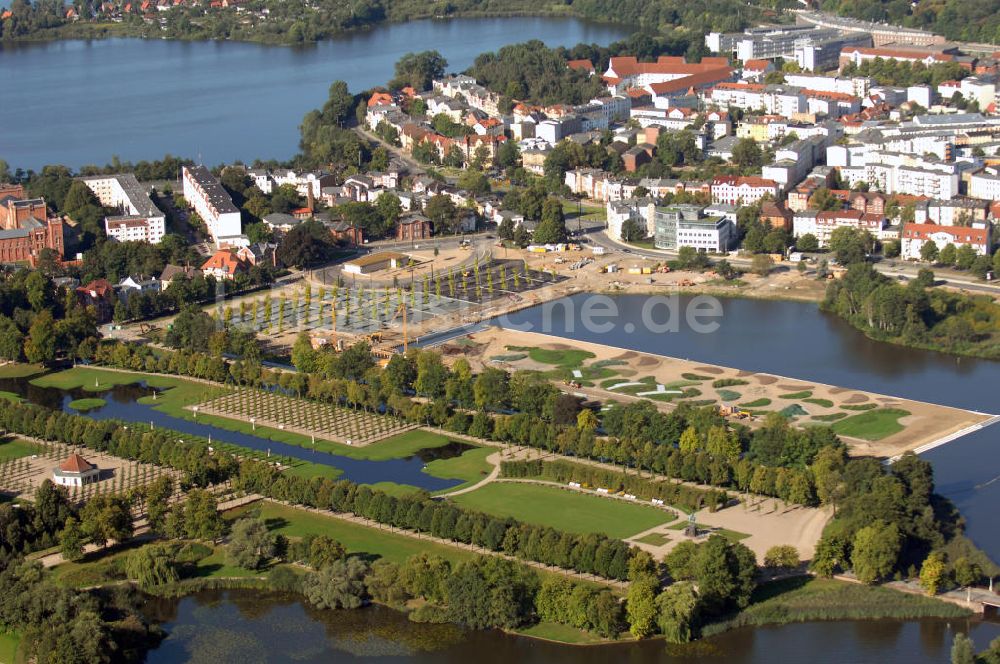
[282,462,343,481]
[235,501,477,565]
[832,408,910,441]
[516,621,610,645]
[634,531,670,546]
[702,577,970,637]
[426,446,495,493]
[449,482,673,539]
[68,397,106,412]
[667,522,750,541]
[778,391,812,399]
[506,346,595,368]
[0,630,19,664]
[341,429,455,461]
[0,363,45,378]
[0,439,40,462]
[0,392,22,403]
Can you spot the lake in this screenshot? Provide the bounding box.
[145,589,1000,664]
[0,17,630,171]
[499,293,1000,559]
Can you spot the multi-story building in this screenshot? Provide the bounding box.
[839,46,956,71]
[603,56,732,96]
[653,204,732,252]
[182,165,243,246]
[606,197,656,241]
[913,199,990,226]
[710,176,780,206]
[901,223,990,260]
[783,74,872,97]
[970,168,1000,201]
[0,192,65,264]
[707,25,870,71]
[249,169,336,199]
[81,174,166,244]
[793,209,886,245]
[707,83,806,119]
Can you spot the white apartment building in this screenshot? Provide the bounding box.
[250,169,334,199]
[793,209,886,246]
[900,223,991,260]
[784,74,871,97]
[970,168,1000,202]
[710,176,781,206]
[82,174,166,244]
[708,83,805,119]
[837,151,961,200]
[606,198,656,241]
[182,165,243,246]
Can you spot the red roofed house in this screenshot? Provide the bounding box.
[53,453,100,487]
[567,59,595,75]
[901,223,990,261]
[76,278,115,322]
[741,59,774,81]
[368,91,394,107]
[710,176,780,206]
[604,56,732,97]
[760,201,792,231]
[201,249,249,281]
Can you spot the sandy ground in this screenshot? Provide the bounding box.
[627,500,833,563]
[453,327,989,459]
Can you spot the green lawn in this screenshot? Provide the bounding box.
[506,346,595,368]
[67,397,106,412]
[739,398,771,408]
[0,630,19,664]
[0,363,45,378]
[0,439,41,462]
[516,621,611,644]
[233,501,477,565]
[449,482,673,539]
[778,391,812,399]
[426,446,495,493]
[803,397,834,408]
[0,392,22,403]
[634,531,670,546]
[832,408,910,441]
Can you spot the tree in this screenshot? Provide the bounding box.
[457,170,491,196]
[795,233,819,251]
[920,239,939,263]
[955,244,977,270]
[303,557,371,609]
[182,489,225,542]
[951,633,975,664]
[0,315,24,361]
[124,544,179,589]
[919,551,947,595]
[145,476,173,535]
[715,259,738,280]
[291,332,318,373]
[226,518,276,570]
[851,521,901,584]
[80,494,133,549]
[277,220,337,268]
[620,217,647,243]
[309,535,346,569]
[320,80,355,127]
[655,581,700,644]
[474,367,509,412]
[750,253,774,276]
[59,516,86,562]
[625,573,659,638]
[23,310,57,364]
[808,188,842,212]
[938,243,957,266]
[391,51,447,91]
[763,545,800,571]
[953,557,982,589]
[425,195,458,234]
[694,535,757,614]
[731,138,763,169]
[829,227,872,265]
[533,199,568,244]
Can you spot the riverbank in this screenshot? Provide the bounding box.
[452,327,990,459]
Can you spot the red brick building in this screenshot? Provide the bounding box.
[76,279,115,322]
[0,192,65,264]
[396,213,432,242]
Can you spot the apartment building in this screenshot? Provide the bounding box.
[182,165,243,246]
[82,173,166,244]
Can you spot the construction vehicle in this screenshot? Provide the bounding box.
[366,332,383,344]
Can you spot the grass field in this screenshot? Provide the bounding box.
[0,630,19,664]
[232,501,478,565]
[701,577,970,637]
[0,439,41,462]
[832,408,910,441]
[67,397,106,411]
[516,621,611,644]
[634,531,670,546]
[0,363,45,378]
[450,482,673,539]
[0,392,22,403]
[425,446,494,493]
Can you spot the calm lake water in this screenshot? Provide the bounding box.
[145,589,1000,664]
[0,17,629,170]
[499,293,1000,558]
